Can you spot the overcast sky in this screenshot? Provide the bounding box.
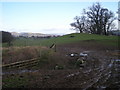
[1,1,119,35]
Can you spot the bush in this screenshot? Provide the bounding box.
[75,59,85,68]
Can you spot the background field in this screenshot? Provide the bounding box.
[2,33,119,47]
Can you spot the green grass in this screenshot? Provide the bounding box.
[2,33,119,47]
[3,75,28,88]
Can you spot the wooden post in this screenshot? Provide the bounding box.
[50,44,56,52]
[55,44,56,52]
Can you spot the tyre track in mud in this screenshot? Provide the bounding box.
[2,59,118,89]
[62,58,115,89]
[82,59,114,89]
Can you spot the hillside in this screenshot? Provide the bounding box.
[10,32,55,37]
[51,33,119,45]
[3,33,119,48]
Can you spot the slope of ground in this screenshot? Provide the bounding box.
[3,33,119,47]
[2,33,120,89]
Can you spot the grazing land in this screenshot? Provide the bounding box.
[3,33,119,47]
[2,33,120,89]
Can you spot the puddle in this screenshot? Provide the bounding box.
[80,53,88,57]
[82,51,93,53]
[67,51,89,57]
[114,59,120,62]
[108,63,113,68]
[66,72,80,78]
[2,69,38,75]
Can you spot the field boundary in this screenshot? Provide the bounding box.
[1,58,39,69]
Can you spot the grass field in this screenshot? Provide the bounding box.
[2,33,119,47]
[2,33,119,65]
[2,33,120,88]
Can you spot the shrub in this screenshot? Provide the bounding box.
[75,59,85,68]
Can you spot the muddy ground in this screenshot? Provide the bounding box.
[2,41,120,89]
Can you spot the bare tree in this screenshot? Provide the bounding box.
[70,16,87,33]
[70,2,116,35]
[86,2,116,35]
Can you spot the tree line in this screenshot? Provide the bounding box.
[0,31,14,46]
[70,2,117,35]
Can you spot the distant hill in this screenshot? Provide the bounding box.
[10,32,20,37]
[10,32,56,37]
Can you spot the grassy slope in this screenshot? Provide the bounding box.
[2,33,119,88]
[3,33,119,47]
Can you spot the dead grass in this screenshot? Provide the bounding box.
[2,46,68,70]
[2,46,47,65]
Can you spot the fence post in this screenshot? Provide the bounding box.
[55,44,56,52]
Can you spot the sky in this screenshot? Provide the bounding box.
[0,1,119,35]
